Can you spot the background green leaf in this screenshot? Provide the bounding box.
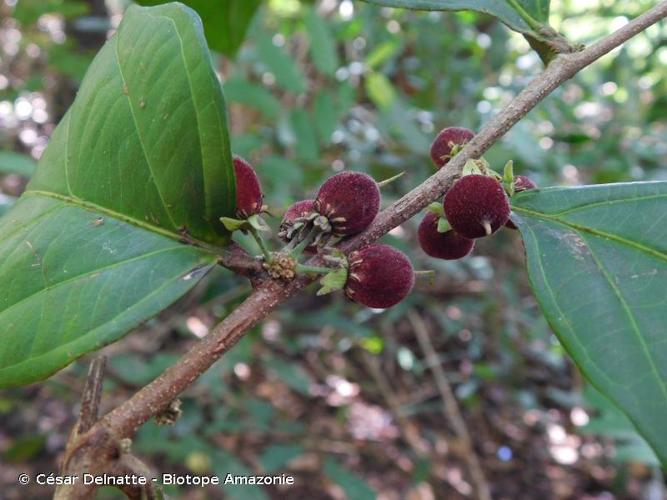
[324,458,377,500]
[512,182,667,466]
[255,33,308,94]
[0,3,234,388]
[0,151,37,177]
[135,0,262,57]
[358,0,549,35]
[304,6,339,76]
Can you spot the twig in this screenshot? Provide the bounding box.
[408,311,491,500]
[362,351,431,457]
[62,2,667,494]
[215,241,264,279]
[77,356,107,434]
[57,357,160,499]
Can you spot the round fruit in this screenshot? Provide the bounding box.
[233,156,263,219]
[314,171,380,236]
[279,199,315,242]
[506,175,537,229]
[418,212,474,260]
[345,244,414,309]
[430,127,475,168]
[514,175,537,192]
[443,174,510,239]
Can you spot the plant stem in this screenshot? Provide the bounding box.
[249,227,272,262]
[296,264,331,275]
[62,4,667,489]
[377,171,405,188]
[506,0,545,32]
[291,226,319,258]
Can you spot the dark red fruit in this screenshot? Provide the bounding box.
[514,175,537,192]
[506,175,537,229]
[418,212,474,260]
[280,199,315,241]
[443,175,510,239]
[233,156,263,219]
[314,171,380,236]
[345,244,414,309]
[430,127,475,168]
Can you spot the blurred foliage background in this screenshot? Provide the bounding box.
[1,0,667,498]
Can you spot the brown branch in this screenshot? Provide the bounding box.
[64,1,667,494]
[57,358,160,500]
[210,240,264,279]
[408,311,492,500]
[77,356,107,434]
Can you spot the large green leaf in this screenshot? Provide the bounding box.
[358,0,550,35]
[512,182,667,466]
[136,0,262,57]
[0,3,235,389]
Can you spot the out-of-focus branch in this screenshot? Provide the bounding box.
[409,311,492,500]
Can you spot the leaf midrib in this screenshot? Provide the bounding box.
[0,244,196,321]
[114,30,179,231]
[513,205,667,263]
[522,222,667,466]
[582,233,667,402]
[23,190,220,254]
[521,192,667,217]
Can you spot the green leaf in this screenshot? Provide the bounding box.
[436,217,451,233]
[365,72,397,110]
[259,444,304,472]
[223,76,282,119]
[317,266,348,296]
[358,0,549,35]
[314,90,338,144]
[0,198,216,389]
[289,109,320,161]
[11,0,89,26]
[265,357,314,395]
[0,151,37,177]
[304,6,339,76]
[324,459,376,500]
[136,0,262,57]
[512,182,667,466]
[256,33,307,94]
[0,4,235,388]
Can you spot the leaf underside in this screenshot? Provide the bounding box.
[359,0,549,36]
[0,3,235,389]
[512,182,667,466]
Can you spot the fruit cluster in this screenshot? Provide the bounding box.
[225,126,535,310]
[226,157,413,309]
[418,127,537,262]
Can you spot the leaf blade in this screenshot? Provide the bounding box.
[0,197,215,389]
[0,3,234,387]
[28,3,235,244]
[359,0,533,34]
[512,182,667,466]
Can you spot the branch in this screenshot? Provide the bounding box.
[69,0,667,476]
[77,356,106,434]
[202,240,264,279]
[408,311,492,500]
